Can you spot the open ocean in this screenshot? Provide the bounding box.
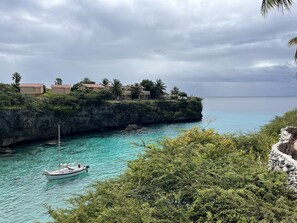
[0,97,296,223]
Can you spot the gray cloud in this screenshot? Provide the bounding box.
[0,0,296,96]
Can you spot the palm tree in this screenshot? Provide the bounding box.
[131,83,141,99]
[261,0,297,62]
[55,77,63,85]
[81,77,95,84]
[261,0,293,16]
[288,37,297,63]
[170,86,180,96]
[111,79,122,99]
[154,79,166,99]
[102,78,110,86]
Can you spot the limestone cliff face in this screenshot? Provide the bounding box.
[0,100,202,147]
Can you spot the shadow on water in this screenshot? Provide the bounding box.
[44,173,89,191]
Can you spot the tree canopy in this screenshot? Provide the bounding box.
[131,83,141,99]
[102,78,110,86]
[72,77,96,91]
[55,77,63,85]
[111,79,122,99]
[140,79,167,99]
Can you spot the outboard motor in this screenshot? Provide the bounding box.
[86,165,90,172]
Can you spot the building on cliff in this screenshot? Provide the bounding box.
[121,85,151,100]
[20,84,45,97]
[78,84,105,91]
[121,90,132,100]
[139,91,150,99]
[50,85,72,95]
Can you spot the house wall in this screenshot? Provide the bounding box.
[52,88,70,94]
[78,85,86,91]
[20,86,43,95]
[20,87,35,93]
[139,91,150,100]
[78,86,100,91]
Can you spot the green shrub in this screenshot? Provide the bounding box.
[260,109,297,137]
[47,127,297,222]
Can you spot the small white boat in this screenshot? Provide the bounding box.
[43,163,90,180]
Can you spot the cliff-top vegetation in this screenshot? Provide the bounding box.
[0,81,200,115]
[0,74,194,113]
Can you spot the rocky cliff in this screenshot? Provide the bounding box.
[0,99,202,147]
[269,126,297,190]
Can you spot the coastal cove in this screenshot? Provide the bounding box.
[0,97,296,223]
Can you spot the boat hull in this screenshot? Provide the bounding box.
[43,165,89,180]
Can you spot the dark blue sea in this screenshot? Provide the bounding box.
[0,97,296,223]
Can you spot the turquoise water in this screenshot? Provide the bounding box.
[0,97,296,223]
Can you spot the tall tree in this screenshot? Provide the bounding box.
[261,0,297,62]
[81,77,95,84]
[72,77,95,91]
[140,79,156,98]
[131,83,141,99]
[102,78,110,86]
[154,79,166,99]
[55,77,63,85]
[170,86,180,96]
[111,79,122,99]
[140,79,154,91]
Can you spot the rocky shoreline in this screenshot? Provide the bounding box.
[0,99,202,148]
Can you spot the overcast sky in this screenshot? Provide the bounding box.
[0,0,297,96]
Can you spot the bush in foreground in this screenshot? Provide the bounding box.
[48,107,297,223]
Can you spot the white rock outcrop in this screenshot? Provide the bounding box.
[269,126,297,190]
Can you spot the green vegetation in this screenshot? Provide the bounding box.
[170,86,188,99]
[102,78,110,87]
[130,83,141,99]
[111,79,123,99]
[260,109,297,137]
[0,83,201,121]
[55,77,63,85]
[72,77,96,91]
[0,84,113,113]
[47,109,297,222]
[140,79,167,99]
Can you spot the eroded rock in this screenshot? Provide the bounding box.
[269,126,297,190]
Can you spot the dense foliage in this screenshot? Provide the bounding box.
[48,109,297,222]
[0,88,107,114]
[0,84,33,109]
[140,79,167,99]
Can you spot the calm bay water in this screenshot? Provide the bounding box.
[0,97,296,223]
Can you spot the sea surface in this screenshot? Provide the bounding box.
[0,97,296,223]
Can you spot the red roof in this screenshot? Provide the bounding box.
[51,84,72,88]
[20,84,44,87]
